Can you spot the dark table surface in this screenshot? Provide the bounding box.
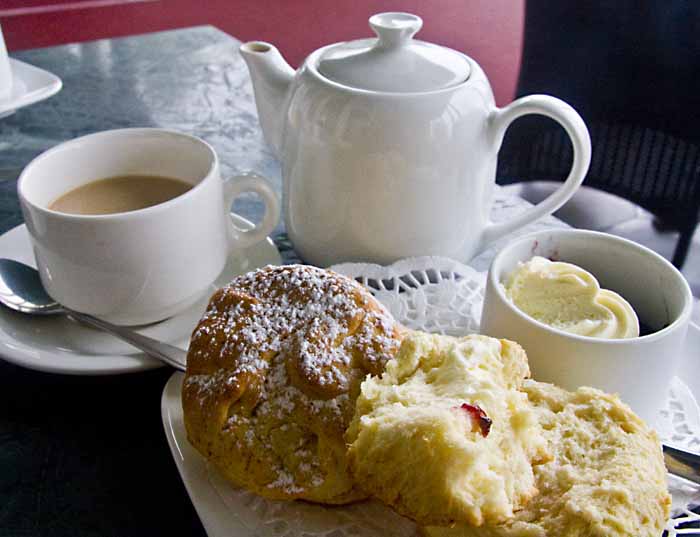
[0,26,566,536]
[0,26,278,537]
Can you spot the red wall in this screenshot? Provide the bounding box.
[0,0,524,105]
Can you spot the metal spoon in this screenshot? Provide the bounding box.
[0,259,186,371]
[663,444,700,485]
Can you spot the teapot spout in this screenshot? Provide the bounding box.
[240,42,295,158]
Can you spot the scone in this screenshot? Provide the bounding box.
[346,332,550,527]
[182,265,402,504]
[425,380,671,537]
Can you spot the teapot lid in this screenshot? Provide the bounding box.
[317,13,471,93]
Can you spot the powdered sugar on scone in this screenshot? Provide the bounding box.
[182,265,402,504]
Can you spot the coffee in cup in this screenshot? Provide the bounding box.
[49,174,193,215]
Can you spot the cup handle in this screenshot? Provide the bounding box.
[223,172,281,249]
[478,95,591,250]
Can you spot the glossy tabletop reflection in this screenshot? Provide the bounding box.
[0,26,565,537]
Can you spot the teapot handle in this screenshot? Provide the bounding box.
[478,95,591,249]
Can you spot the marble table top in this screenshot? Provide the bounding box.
[0,26,566,537]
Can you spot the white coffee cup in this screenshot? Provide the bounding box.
[480,229,693,425]
[18,128,280,325]
[0,23,12,100]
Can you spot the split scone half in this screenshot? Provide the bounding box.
[346,332,550,527]
[424,380,671,537]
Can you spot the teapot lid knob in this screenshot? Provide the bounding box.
[317,12,471,93]
[369,13,423,48]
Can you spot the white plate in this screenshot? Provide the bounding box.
[0,215,281,375]
[0,58,62,117]
[162,372,252,537]
[161,372,418,537]
[161,316,700,537]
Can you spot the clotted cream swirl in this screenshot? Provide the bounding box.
[504,256,639,339]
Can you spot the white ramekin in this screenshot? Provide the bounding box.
[481,229,693,425]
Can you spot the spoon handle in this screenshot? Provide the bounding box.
[68,310,187,371]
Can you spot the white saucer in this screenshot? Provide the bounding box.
[162,322,700,537]
[0,215,281,375]
[0,58,62,118]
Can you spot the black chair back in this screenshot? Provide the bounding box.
[497,1,700,266]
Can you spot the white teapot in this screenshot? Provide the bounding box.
[241,12,590,266]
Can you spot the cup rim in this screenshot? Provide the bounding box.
[488,229,694,344]
[17,128,218,221]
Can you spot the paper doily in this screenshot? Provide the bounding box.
[204,256,700,536]
[209,471,420,537]
[336,257,486,336]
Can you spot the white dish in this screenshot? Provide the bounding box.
[0,215,281,375]
[161,256,700,536]
[0,58,62,117]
